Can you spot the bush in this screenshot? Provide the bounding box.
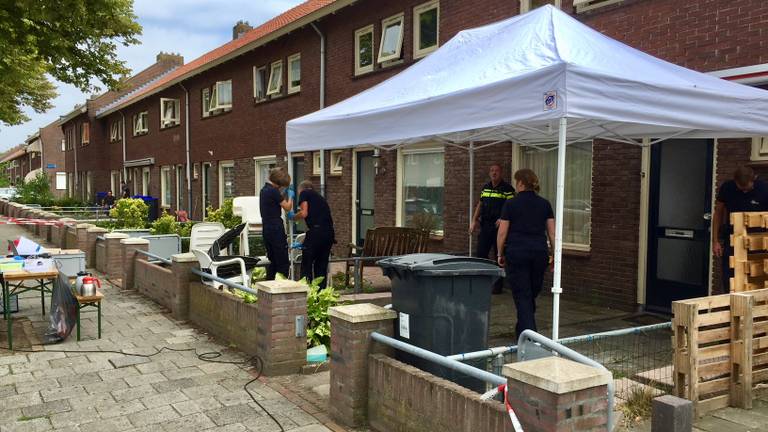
[109,198,148,229]
[304,277,344,349]
[150,212,194,239]
[205,198,242,229]
[14,172,53,206]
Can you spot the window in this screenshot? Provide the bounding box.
[110,120,123,142]
[267,61,283,96]
[255,157,277,193]
[521,141,593,248]
[61,139,65,152]
[160,98,180,128]
[574,0,620,13]
[253,66,267,102]
[55,172,66,190]
[520,0,560,13]
[161,166,172,208]
[378,13,405,64]
[401,147,444,235]
[110,171,120,194]
[413,1,439,58]
[354,25,375,75]
[312,152,322,176]
[219,161,236,205]
[133,111,149,135]
[330,150,343,175]
[287,53,301,94]
[176,165,184,210]
[141,167,150,196]
[202,81,232,116]
[81,123,90,145]
[202,88,211,117]
[752,137,768,161]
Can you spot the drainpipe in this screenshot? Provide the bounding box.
[73,126,78,196]
[120,111,127,181]
[179,83,192,215]
[311,22,326,196]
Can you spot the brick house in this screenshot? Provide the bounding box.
[43,0,768,311]
[0,146,29,186]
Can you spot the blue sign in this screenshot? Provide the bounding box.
[46,163,56,169]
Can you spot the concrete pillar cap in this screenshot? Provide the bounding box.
[104,232,130,239]
[329,304,397,323]
[76,223,95,229]
[256,279,308,294]
[86,227,109,233]
[171,252,198,263]
[503,357,610,394]
[120,238,150,245]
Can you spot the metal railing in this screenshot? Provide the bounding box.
[190,267,259,297]
[135,249,171,265]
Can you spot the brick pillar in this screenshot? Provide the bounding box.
[170,252,198,321]
[74,223,94,252]
[85,227,108,268]
[121,238,149,291]
[255,280,309,376]
[503,357,611,432]
[328,303,397,428]
[103,233,129,280]
[55,219,76,248]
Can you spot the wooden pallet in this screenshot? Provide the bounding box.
[730,212,768,292]
[673,294,733,416]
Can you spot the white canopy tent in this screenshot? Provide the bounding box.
[286,5,768,340]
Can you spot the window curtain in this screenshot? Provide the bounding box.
[403,151,444,234]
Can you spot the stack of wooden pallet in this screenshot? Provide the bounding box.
[730,212,768,292]
[672,288,768,416]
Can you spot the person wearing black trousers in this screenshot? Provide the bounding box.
[294,181,335,289]
[496,169,555,338]
[469,163,515,294]
[259,168,293,280]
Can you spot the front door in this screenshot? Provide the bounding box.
[355,151,375,246]
[646,139,713,311]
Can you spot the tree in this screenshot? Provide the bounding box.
[0,0,142,125]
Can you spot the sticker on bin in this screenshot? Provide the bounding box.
[399,312,410,339]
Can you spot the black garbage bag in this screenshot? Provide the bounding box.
[43,272,77,344]
[206,223,260,279]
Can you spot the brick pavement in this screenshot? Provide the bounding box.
[0,224,343,432]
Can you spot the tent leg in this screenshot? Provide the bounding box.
[552,118,568,341]
[287,152,295,280]
[469,141,474,256]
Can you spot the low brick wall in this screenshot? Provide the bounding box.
[95,242,106,272]
[368,354,507,432]
[189,281,260,355]
[135,260,175,311]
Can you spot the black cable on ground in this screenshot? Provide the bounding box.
[0,345,285,432]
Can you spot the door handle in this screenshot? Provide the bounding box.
[665,228,694,239]
[703,213,712,221]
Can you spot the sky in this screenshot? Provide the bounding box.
[0,0,304,152]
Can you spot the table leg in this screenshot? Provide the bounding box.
[76,305,81,342]
[4,281,10,351]
[40,279,45,316]
[97,302,101,339]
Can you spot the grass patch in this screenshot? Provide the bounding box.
[17,415,50,422]
[620,386,655,427]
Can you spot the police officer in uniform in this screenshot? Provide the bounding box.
[713,166,768,292]
[259,168,293,280]
[470,163,515,293]
[294,181,335,289]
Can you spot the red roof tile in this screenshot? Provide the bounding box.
[100,0,338,116]
[1,148,26,163]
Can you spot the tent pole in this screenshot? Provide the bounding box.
[552,117,567,341]
[469,141,474,255]
[287,152,295,280]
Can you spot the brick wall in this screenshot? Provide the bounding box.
[188,281,260,355]
[134,260,175,309]
[367,354,508,432]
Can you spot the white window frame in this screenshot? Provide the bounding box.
[133,111,148,135]
[378,13,405,64]
[254,156,278,194]
[354,25,375,76]
[396,144,445,234]
[210,80,232,111]
[202,88,211,117]
[330,150,343,175]
[267,60,283,96]
[312,152,322,176]
[519,0,561,13]
[218,161,236,206]
[81,123,90,145]
[55,172,66,190]
[574,0,620,13]
[752,137,768,161]
[253,66,267,102]
[61,139,65,152]
[287,53,301,94]
[110,120,122,142]
[413,1,440,59]
[176,165,184,210]
[142,167,150,196]
[160,166,172,208]
[160,98,181,128]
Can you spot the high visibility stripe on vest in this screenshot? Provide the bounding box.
[480,189,515,199]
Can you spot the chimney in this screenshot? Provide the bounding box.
[156,52,184,66]
[233,20,253,40]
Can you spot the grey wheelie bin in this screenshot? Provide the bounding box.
[378,253,504,392]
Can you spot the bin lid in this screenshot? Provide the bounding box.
[377,253,504,277]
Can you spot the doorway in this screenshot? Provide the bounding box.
[355,151,376,246]
[646,139,713,311]
[201,163,211,217]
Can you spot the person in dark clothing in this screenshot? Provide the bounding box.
[469,163,515,294]
[259,168,293,280]
[120,181,130,198]
[101,191,116,209]
[496,169,555,338]
[294,181,335,289]
[713,166,768,292]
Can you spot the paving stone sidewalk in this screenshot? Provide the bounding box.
[0,224,342,432]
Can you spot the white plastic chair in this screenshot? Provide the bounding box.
[191,249,249,290]
[232,196,270,264]
[190,222,247,289]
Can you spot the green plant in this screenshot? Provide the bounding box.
[14,172,53,205]
[329,271,374,292]
[205,198,242,229]
[234,289,257,304]
[150,212,177,235]
[109,198,148,229]
[251,267,267,285]
[305,277,344,349]
[620,386,655,427]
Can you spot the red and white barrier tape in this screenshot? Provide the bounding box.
[480,384,523,432]
[0,218,64,226]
